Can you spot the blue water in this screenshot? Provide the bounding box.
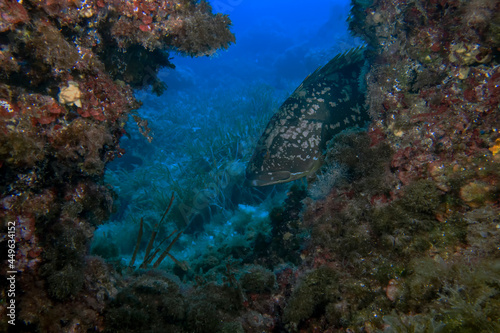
[165,0,354,90]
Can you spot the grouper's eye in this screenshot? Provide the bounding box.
[259,148,269,159]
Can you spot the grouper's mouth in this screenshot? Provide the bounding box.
[245,170,290,186]
[245,170,310,187]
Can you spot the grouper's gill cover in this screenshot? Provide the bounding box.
[246,47,369,186]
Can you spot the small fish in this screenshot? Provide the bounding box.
[246,47,369,186]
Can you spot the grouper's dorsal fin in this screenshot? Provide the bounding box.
[296,46,366,91]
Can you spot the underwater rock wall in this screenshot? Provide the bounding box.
[0,0,233,331]
[278,0,500,331]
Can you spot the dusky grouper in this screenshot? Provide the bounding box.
[246,47,369,186]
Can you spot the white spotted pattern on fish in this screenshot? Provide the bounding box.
[246,47,369,186]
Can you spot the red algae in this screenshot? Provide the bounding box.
[279,0,500,331]
[0,0,234,331]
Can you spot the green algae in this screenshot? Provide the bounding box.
[283,266,340,325]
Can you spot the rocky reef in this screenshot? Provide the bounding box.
[1,0,499,332]
[0,0,233,331]
[276,0,500,331]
